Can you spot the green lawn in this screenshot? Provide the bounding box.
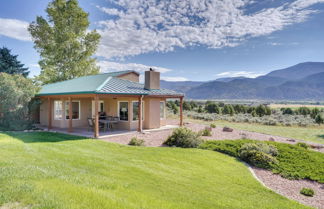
[0,132,310,209]
[187,118,324,144]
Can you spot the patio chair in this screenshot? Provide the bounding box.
[87,118,104,132]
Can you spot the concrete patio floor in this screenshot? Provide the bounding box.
[39,125,179,139]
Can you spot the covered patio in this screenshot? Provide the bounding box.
[38,93,183,138]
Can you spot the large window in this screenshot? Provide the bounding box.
[132,101,144,121]
[119,101,128,121]
[160,101,165,119]
[54,101,63,120]
[65,101,80,120]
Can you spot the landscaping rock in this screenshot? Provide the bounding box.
[287,139,296,142]
[223,127,233,132]
[269,137,275,141]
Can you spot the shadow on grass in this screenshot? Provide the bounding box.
[317,135,324,139]
[5,131,88,143]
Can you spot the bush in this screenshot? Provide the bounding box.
[164,127,202,148]
[296,142,309,149]
[200,127,212,136]
[210,123,216,128]
[300,188,314,197]
[239,143,278,168]
[315,114,324,125]
[128,137,145,146]
[199,140,324,183]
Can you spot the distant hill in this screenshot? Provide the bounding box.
[162,62,324,100]
[266,62,324,80]
[215,76,247,82]
[160,80,204,93]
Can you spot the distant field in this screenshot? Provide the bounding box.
[269,104,324,109]
[186,118,324,144]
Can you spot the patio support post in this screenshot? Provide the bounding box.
[48,97,52,130]
[68,97,72,132]
[180,96,183,126]
[94,95,99,138]
[138,95,143,132]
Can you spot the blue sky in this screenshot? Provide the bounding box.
[0,0,324,81]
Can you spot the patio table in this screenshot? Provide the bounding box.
[99,119,118,132]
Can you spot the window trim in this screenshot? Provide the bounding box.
[65,100,81,120]
[117,101,129,122]
[160,101,166,119]
[54,100,63,120]
[132,101,145,121]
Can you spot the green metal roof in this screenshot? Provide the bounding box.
[37,71,183,97]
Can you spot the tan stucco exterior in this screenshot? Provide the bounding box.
[118,72,139,82]
[39,96,167,131]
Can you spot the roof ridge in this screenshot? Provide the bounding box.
[96,76,112,91]
[41,73,107,87]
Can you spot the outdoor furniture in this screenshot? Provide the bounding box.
[99,116,120,131]
[88,118,105,132]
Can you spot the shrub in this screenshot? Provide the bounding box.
[164,127,202,148]
[200,127,212,136]
[315,114,324,125]
[210,123,216,128]
[199,140,324,183]
[239,143,278,168]
[296,142,309,149]
[300,188,314,197]
[128,137,145,146]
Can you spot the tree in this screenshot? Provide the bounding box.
[255,105,267,117]
[205,102,221,114]
[311,108,320,119]
[282,108,294,115]
[0,73,39,130]
[0,47,29,77]
[296,107,311,116]
[183,101,192,111]
[28,0,101,84]
[315,114,324,125]
[222,104,235,116]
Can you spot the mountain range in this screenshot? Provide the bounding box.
[160,62,324,100]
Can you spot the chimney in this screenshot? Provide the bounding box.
[144,68,160,90]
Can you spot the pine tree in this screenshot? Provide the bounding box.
[0,47,29,77]
[28,0,101,84]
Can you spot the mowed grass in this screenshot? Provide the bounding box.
[0,132,309,209]
[186,118,324,144]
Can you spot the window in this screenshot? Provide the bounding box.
[65,101,80,120]
[132,101,144,121]
[92,100,104,117]
[160,101,165,118]
[54,101,63,120]
[119,102,128,121]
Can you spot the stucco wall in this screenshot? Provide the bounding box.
[40,96,166,130]
[118,73,139,82]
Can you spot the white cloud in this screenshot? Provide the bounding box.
[96,0,324,59]
[215,71,264,78]
[0,18,31,41]
[161,76,189,82]
[29,63,40,68]
[97,60,172,73]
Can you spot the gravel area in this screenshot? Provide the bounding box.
[101,119,324,152]
[252,167,324,209]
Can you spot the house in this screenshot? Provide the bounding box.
[36,69,184,138]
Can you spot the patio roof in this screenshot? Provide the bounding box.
[37,71,183,97]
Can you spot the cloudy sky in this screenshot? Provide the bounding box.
[1,0,324,81]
